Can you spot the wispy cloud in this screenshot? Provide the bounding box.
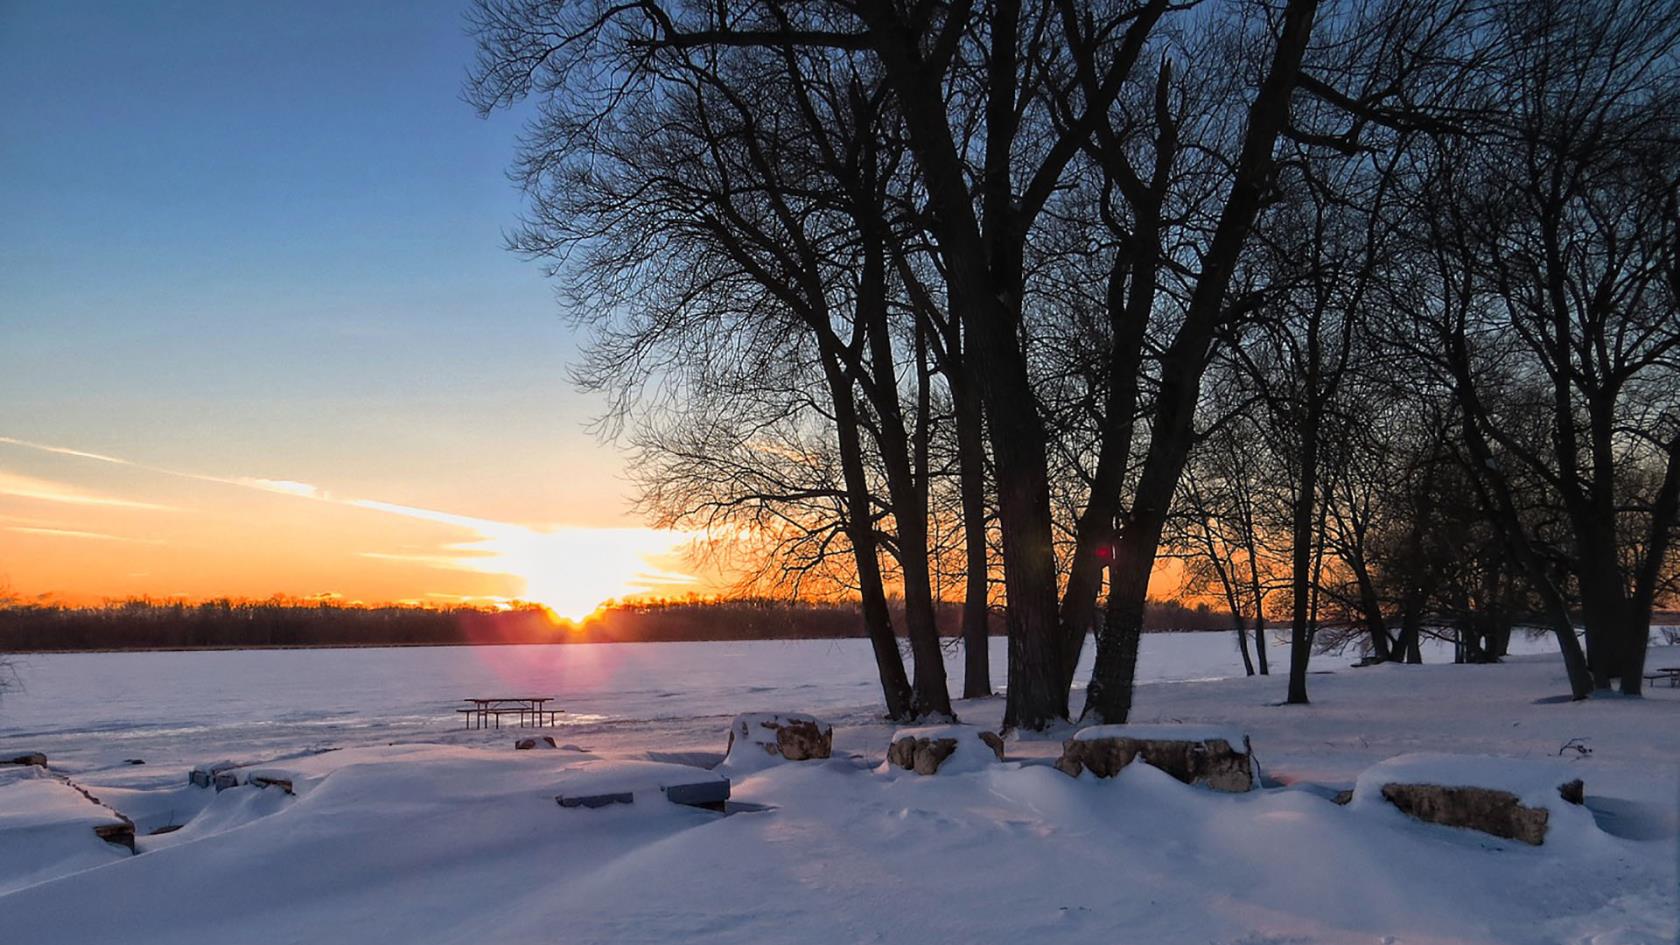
[0,437,134,466]
[7,525,165,544]
[0,470,173,510]
[236,478,324,498]
[0,433,695,617]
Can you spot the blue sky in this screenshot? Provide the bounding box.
[0,1,686,608]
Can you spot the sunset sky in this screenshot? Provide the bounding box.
[0,1,699,617]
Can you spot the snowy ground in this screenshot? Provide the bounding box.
[1,635,1675,944]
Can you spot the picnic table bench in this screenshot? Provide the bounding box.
[1640,667,1680,688]
[457,697,561,730]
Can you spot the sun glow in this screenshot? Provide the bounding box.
[351,499,693,622]
[0,436,698,615]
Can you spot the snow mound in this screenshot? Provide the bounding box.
[0,766,132,895]
[882,725,1006,776]
[1352,752,1598,847]
[553,759,729,810]
[721,713,832,773]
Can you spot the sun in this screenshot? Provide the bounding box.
[464,523,695,623]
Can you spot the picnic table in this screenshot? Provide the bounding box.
[1643,667,1680,688]
[457,697,561,730]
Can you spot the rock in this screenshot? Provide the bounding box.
[1055,724,1255,792]
[888,736,956,774]
[1379,783,1554,844]
[5,752,47,768]
[189,760,239,788]
[123,759,145,766]
[557,790,634,809]
[723,713,832,770]
[515,736,558,750]
[885,725,1007,775]
[1352,753,1591,845]
[247,775,294,794]
[93,821,136,852]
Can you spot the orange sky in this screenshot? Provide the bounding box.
[0,436,701,621]
[0,433,1193,620]
[0,5,1192,620]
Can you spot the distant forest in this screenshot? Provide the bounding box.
[0,596,1237,652]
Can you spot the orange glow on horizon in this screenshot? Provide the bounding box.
[0,437,705,618]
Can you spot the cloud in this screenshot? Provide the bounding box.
[0,433,695,617]
[7,525,164,544]
[237,478,324,498]
[0,470,173,511]
[0,437,134,466]
[0,434,327,502]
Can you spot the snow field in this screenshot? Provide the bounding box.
[0,642,1673,944]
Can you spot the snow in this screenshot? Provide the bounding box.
[881,723,1005,775]
[0,636,1673,944]
[553,756,728,799]
[1071,722,1249,745]
[0,766,130,896]
[0,765,122,831]
[2,633,1528,776]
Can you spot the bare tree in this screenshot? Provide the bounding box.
[1400,0,1680,696]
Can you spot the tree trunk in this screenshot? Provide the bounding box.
[1287,319,1323,705]
[861,1,1066,729]
[1621,440,1680,694]
[1087,549,1150,725]
[1082,0,1321,723]
[1060,239,1154,690]
[819,350,914,720]
[1351,558,1391,661]
[953,349,994,698]
[1448,342,1592,698]
[857,217,952,719]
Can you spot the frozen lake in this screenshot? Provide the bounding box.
[0,631,1556,774]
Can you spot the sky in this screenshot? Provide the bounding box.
[0,1,698,618]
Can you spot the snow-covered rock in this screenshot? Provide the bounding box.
[1351,752,1593,846]
[5,751,47,768]
[187,760,239,789]
[721,713,832,772]
[514,736,558,750]
[1056,723,1256,791]
[883,725,1006,775]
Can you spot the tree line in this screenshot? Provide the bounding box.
[466,0,1680,727]
[0,595,1242,651]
